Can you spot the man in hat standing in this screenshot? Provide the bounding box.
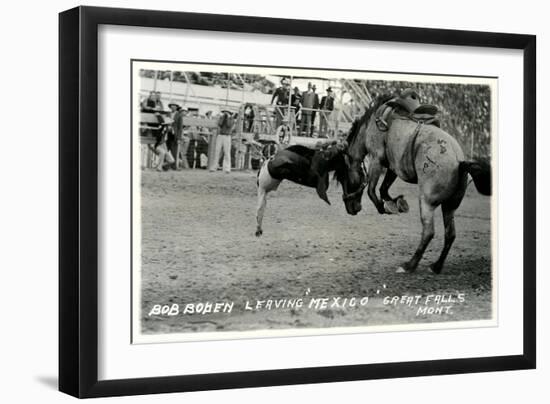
[291,86,302,125]
[169,102,190,169]
[319,87,335,137]
[211,109,235,173]
[300,82,319,137]
[271,78,290,130]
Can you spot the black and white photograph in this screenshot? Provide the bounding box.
[132,61,496,343]
[1,0,545,401]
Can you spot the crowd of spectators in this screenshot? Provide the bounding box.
[366,80,492,158]
[270,78,336,137]
[140,91,245,173]
[139,69,276,93]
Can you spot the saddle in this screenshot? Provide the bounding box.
[375,88,440,131]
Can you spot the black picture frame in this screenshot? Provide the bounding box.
[59,5,536,398]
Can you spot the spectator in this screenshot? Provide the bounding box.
[169,103,190,170]
[291,86,302,124]
[319,87,335,137]
[243,103,255,132]
[186,110,211,169]
[152,125,174,172]
[234,138,248,170]
[300,82,319,136]
[310,84,320,136]
[271,78,290,129]
[141,91,157,111]
[153,91,164,111]
[142,91,164,112]
[211,110,235,173]
[141,91,165,125]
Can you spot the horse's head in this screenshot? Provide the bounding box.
[334,143,367,215]
[312,137,367,215]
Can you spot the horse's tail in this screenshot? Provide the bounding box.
[459,160,492,196]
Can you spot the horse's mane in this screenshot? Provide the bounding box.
[346,93,394,146]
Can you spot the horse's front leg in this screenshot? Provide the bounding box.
[366,160,386,214]
[380,169,409,214]
[379,169,397,201]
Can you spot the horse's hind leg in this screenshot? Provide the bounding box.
[255,162,281,237]
[398,196,435,273]
[255,188,267,237]
[430,203,456,274]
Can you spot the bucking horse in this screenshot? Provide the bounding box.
[340,89,492,274]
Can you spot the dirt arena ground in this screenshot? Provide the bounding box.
[139,168,493,337]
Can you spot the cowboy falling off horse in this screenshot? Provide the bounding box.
[255,88,491,275]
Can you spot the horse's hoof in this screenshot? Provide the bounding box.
[396,196,409,213]
[429,262,443,274]
[383,200,399,214]
[396,266,407,273]
[255,229,263,237]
